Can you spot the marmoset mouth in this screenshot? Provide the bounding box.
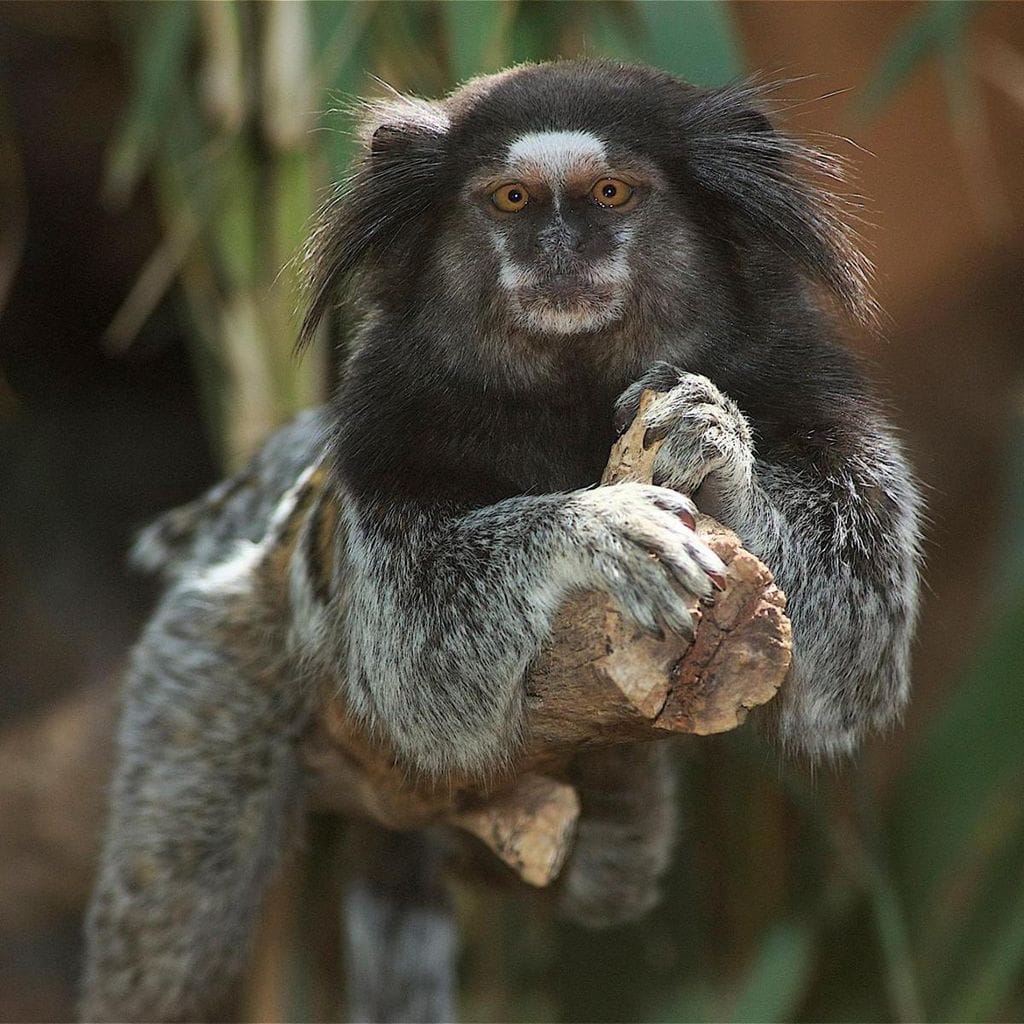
[514,281,625,335]
[520,274,622,307]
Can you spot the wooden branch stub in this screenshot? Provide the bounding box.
[600,390,664,485]
[522,389,790,749]
[303,389,791,886]
[450,775,580,887]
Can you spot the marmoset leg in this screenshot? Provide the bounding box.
[558,742,677,928]
[343,823,458,1023]
[81,563,309,1022]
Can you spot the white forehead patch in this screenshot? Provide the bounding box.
[506,130,607,183]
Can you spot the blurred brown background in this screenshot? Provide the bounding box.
[1,2,1023,1021]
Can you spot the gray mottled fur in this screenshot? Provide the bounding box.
[343,825,458,1023]
[81,544,311,1022]
[129,408,329,579]
[558,742,678,927]
[334,485,719,777]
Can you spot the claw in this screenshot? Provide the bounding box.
[651,494,696,530]
[661,556,712,598]
[613,406,635,437]
[707,571,727,592]
[691,545,728,578]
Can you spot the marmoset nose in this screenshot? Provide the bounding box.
[536,217,584,261]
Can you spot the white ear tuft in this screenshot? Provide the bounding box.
[353,91,450,150]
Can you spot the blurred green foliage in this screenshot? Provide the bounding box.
[105,0,740,467]
[107,2,1024,1021]
[856,0,978,118]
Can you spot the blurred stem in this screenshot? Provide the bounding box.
[104,212,198,354]
[853,774,926,1023]
[153,151,228,466]
[220,290,278,468]
[0,84,27,319]
[198,0,247,134]
[261,0,315,150]
[268,147,324,414]
[176,250,228,468]
[213,135,260,290]
[210,133,291,466]
[943,847,1024,1022]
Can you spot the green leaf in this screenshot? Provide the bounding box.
[634,0,742,87]
[729,921,815,1023]
[931,817,1024,1020]
[862,838,926,1021]
[310,0,366,66]
[581,2,642,63]
[507,0,566,65]
[653,981,713,1024]
[890,589,1024,928]
[857,0,977,118]
[946,866,1024,1022]
[314,0,375,96]
[105,1,195,204]
[442,0,514,83]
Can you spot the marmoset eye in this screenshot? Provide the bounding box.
[492,183,530,212]
[591,178,633,208]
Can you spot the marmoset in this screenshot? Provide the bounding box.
[82,60,921,1023]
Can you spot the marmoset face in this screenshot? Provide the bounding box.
[301,61,869,366]
[462,130,665,337]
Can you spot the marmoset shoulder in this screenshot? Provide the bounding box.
[82,60,922,1023]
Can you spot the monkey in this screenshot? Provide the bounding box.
[81,60,922,1022]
